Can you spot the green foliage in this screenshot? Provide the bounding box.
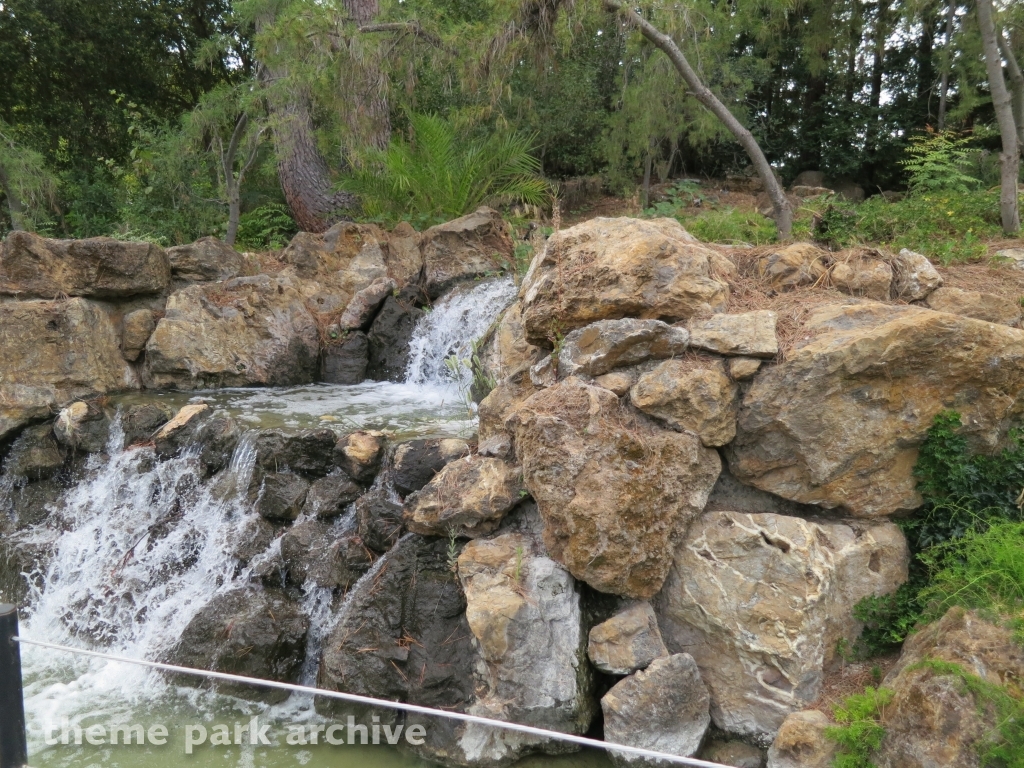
[342,112,549,228]
[824,686,894,768]
[853,578,928,656]
[910,659,1024,767]
[236,203,297,250]
[815,190,1004,264]
[0,121,59,233]
[902,131,984,196]
[643,180,778,244]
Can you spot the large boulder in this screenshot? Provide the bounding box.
[366,294,424,382]
[320,331,369,384]
[479,301,541,385]
[317,534,478,764]
[392,438,472,497]
[0,231,169,298]
[630,358,739,447]
[875,607,1024,768]
[421,207,514,298]
[925,286,1022,327]
[688,311,779,358]
[0,298,139,441]
[142,275,319,389]
[404,456,525,538]
[655,511,908,739]
[520,218,729,345]
[281,222,390,301]
[587,602,669,676]
[727,302,1024,516]
[166,587,309,704]
[457,513,595,766]
[507,378,721,599]
[555,319,690,378]
[601,654,711,767]
[166,237,244,283]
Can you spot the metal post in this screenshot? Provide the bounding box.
[0,605,27,768]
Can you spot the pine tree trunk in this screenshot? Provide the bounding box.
[998,32,1024,146]
[977,0,1021,234]
[603,0,792,239]
[937,0,955,129]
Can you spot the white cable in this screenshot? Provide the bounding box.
[14,636,732,768]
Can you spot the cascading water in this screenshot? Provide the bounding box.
[12,275,521,767]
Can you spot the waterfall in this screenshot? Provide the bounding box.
[405,277,517,388]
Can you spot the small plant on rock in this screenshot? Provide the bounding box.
[824,686,894,768]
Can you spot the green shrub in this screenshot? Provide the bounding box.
[824,686,894,768]
[342,112,549,228]
[236,203,297,250]
[853,578,928,656]
[902,131,984,195]
[814,190,1001,263]
[643,179,778,244]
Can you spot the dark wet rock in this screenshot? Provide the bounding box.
[3,423,65,480]
[279,519,373,589]
[224,514,277,566]
[392,438,472,497]
[152,404,241,474]
[252,428,338,479]
[355,488,404,552]
[2,477,64,529]
[121,403,174,447]
[321,331,369,385]
[53,401,112,454]
[166,587,309,704]
[302,473,363,519]
[366,295,424,382]
[253,471,310,521]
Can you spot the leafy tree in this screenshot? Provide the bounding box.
[0,122,57,233]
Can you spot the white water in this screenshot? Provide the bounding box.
[11,277,522,768]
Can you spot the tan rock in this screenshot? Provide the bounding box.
[421,207,514,298]
[892,248,942,300]
[477,372,538,447]
[757,243,828,291]
[656,511,908,738]
[588,602,669,675]
[520,217,729,345]
[167,237,243,283]
[479,301,541,385]
[507,378,721,599]
[457,523,595,765]
[337,276,396,330]
[766,710,836,768]
[142,275,320,389]
[154,403,210,443]
[404,456,525,538]
[925,285,1022,326]
[0,231,169,298]
[121,309,157,361]
[830,254,893,301]
[630,358,739,447]
[727,302,1024,516]
[334,430,385,484]
[593,370,635,396]
[728,357,762,381]
[688,310,778,358]
[601,654,710,767]
[875,607,1024,768]
[385,221,424,287]
[0,298,138,441]
[557,319,690,378]
[280,222,390,304]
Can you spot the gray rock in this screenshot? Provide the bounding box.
[321,331,368,385]
[338,277,397,330]
[302,474,362,519]
[688,311,779,358]
[892,249,942,300]
[601,654,711,767]
[996,247,1024,268]
[121,402,173,446]
[153,404,240,474]
[366,294,424,382]
[4,423,65,480]
[254,472,310,521]
[166,237,244,283]
[166,587,309,704]
[392,438,471,497]
[355,488,404,552]
[556,319,690,378]
[421,207,514,298]
[588,602,669,676]
[790,171,826,188]
[53,401,112,454]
